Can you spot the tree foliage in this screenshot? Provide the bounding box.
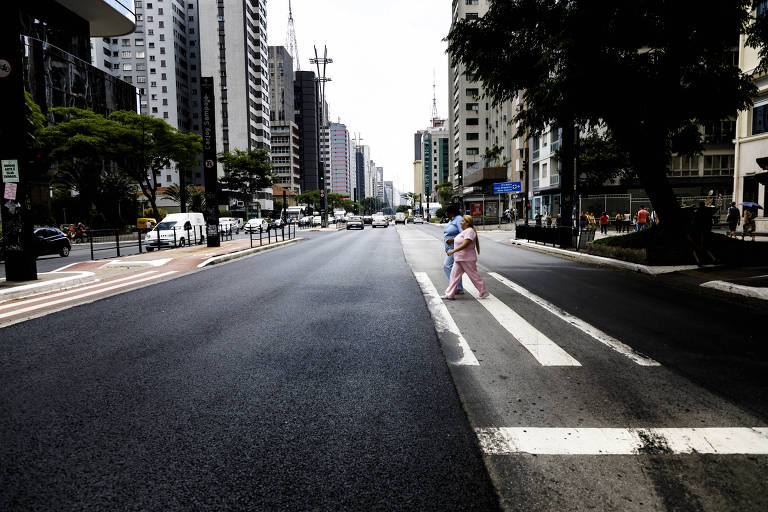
[436,182,455,206]
[163,184,206,212]
[217,148,273,212]
[447,1,768,226]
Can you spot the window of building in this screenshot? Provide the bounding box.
[163,112,169,119]
[136,63,146,71]
[148,29,154,36]
[158,21,164,28]
[703,154,735,176]
[137,76,147,83]
[152,107,158,113]
[752,101,768,135]
[466,0,479,4]
[466,88,479,97]
[466,148,479,155]
[123,63,132,71]
[123,76,132,83]
[135,39,145,46]
[121,50,131,58]
[466,13,479,20]
[136,51,145,58]
[466,133,479,140]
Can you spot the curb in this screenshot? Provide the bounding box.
[0,271,96,302]
[700,280,768,301]
[507,239,699,275]
[198,238,304,268]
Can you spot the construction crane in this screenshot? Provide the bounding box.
[286,0,300,71]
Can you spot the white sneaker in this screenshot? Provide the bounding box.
[478,292,490,299]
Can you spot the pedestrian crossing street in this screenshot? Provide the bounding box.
[399,226,768,460]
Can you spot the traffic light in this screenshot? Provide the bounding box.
[756,157,768,170]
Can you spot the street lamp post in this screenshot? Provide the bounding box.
[310,45,332,228]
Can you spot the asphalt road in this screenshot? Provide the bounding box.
[0,225,500,511]
[403,223,768,511]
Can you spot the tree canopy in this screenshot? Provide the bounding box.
[447,1,768,226]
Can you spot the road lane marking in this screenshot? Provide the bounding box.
[476,427,768,455]
[0,271,177,320]
[462,280,581,366]
[0,271,159,311]
[488,272,660,366]
[414,272,479,366]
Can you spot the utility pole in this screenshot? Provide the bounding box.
[310,45,332,228]
[1,4,37,281]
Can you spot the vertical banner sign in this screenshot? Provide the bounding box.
[201,77,220,247]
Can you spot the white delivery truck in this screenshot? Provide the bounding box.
[145,212,206,251]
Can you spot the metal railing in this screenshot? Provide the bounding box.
[514,224,579,249]
[247,221,297,248]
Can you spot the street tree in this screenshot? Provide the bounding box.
[400,192,420,207]
[436,182,455,207]
[217,148,273,217]
[163,184,206,212]
[108,111,202,221]
[447,1,768,229]
[39,108,124,224]
[297,190,323,212]
[360,196,384,215]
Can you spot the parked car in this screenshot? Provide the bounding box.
[243,217,269,233]
[395,212,406,224]
[346,216,364,230]
[299,216,313,227]
[312,215,323,226]
[372,215,389,228]
[145,213,206,251]
[219,219,239,234]
[34,227,71,257]
[219,217,243,231]
[412,215,424,224]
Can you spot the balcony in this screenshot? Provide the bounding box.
[463,164,507,187]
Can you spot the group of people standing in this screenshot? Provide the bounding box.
[726,201,758,241]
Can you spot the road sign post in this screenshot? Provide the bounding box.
[201,77,220,248]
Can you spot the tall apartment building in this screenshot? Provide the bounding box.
[422,121,450,201]
[90,0,203,187]
[413,130,425,198]
[354,145,366,201]
[199,0,272,210]
[383,181,394,212]
[269,46,301,193]
[449,0,525,216]
[329,122,352,197]
[375,166,385,203]
[733,5,768,232]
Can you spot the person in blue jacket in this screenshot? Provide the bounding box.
[442,204,464,294]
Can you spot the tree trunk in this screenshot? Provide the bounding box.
[559,122,576,228]
[630,133,681,231]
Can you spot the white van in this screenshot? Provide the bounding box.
[145,212,206,251]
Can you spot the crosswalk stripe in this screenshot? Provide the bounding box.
[488,272,660,366]
[413,272,479,366]
[462,280,581,366]
[0,271,177,320]
[476,427,768,455]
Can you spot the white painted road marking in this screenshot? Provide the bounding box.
[476,427,768,455]
[0,271,177,320]
[488,272,660,366]
[414,272,479,366]
[462,280,581,366]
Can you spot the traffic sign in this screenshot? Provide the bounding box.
[493,181,521,194]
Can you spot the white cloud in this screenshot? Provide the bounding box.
[267,0,451,194]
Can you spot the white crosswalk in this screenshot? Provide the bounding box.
[476,426,768,455]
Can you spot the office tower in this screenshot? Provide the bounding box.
[355,145,366,201]
[91,0,203,186]
[423,122,450,201]
[329,122,352,197]
[294,70,322,192]
[269,46,301,193]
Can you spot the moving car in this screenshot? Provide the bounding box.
[145,213,206,251]
[34,227,71,257]
[363,215,373,224]
[346,216,364,230]
[395,212,406,224]
[412,215,424,224]
[371,215,388,228]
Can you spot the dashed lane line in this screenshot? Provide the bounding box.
[462,279,581,367]
[0,271,177,320]
[476,427,768,455]
[414,272,479,366]
[488,272,660,366]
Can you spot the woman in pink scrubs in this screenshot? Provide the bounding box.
[441,215,489,300]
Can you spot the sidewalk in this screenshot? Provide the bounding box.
[0,235,304,303]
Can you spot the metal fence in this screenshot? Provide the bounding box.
[580,194,733,223]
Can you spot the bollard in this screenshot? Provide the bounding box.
[259,226,263,246]
[187,227,191,246]
[138,229,143,254]
[89,231,94,260]
[115,229,121,257]
[282,224,285,242]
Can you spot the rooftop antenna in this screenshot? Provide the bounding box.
[431,70,439,126]
[286,0,300,71]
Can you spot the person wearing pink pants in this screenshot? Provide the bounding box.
[441,215,489,300]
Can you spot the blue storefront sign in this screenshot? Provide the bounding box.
[493,181,522,194]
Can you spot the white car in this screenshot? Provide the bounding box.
[219,219,239,234]
[371,215,389,228]
[312,215,322,226]
[243,218,269,233]
[412,215,424,224]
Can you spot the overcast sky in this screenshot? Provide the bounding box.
[266,0,452,197]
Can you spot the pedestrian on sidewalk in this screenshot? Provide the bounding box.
[726,202,740,238]
[637,206,650,230]
[742,206,757,241]
[599,212,609,234]
[546,212,553,227]
[579,212,588,230]
[442,215,489,300]
[614,212,623,232]
[442,204,464,295]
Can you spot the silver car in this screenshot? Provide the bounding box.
[346,216,364,230]
[371,215,389,228]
